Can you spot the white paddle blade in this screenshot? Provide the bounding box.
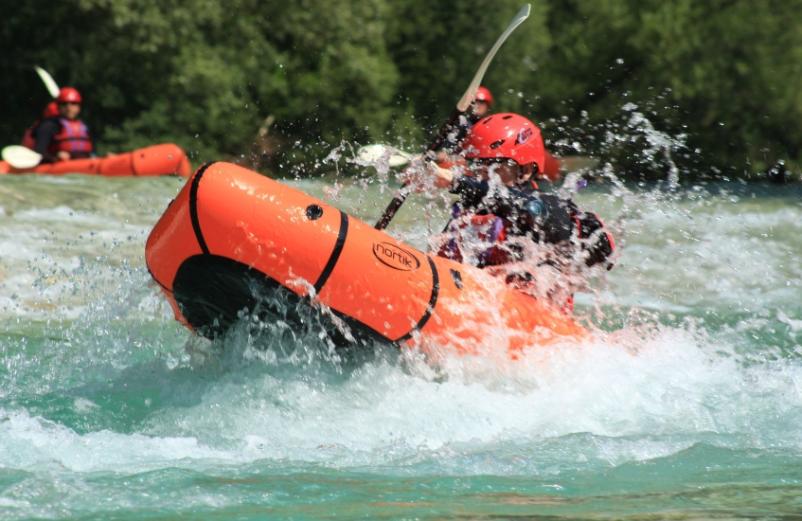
[34,66,60,98]
[2,145,43,169]
[356,144,415,168]
[457,3,531,112]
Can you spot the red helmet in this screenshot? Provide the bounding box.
[56,87,82,104]
[475,86,494,105]
[462,113,546,172]
[43,101,60,118]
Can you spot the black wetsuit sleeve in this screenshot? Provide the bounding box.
[33,119,60,163]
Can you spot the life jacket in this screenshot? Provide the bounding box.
[435,191,615,315]
[437,213,510,266]
[49,118,93,157]
[437,178,539,265]
[436,211,576,313]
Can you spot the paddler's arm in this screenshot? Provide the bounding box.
[32,119,60,163]
[403,163,524,213]
[516,195,616,269]
[447,171,533,216]
[400,160,461,192]
[406,162,493,209]
[87,125,96,157]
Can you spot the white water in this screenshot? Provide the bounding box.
[1,173,801,491]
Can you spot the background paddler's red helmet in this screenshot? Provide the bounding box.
[475,86,494,106]
[56,87,82,104]
[461,112,546,173]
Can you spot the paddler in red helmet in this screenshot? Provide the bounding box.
[473,86,494,119]
[32,87,94,163]
[437,87,561,182]
[408,113,614,310]
[439,85,495,158]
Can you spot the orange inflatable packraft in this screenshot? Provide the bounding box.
[145,162,586,357]
[0,143,191,177]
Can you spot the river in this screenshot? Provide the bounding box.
[1,168,801,519]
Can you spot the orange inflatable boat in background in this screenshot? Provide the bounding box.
[0,143,191,177]
[145,162,586,357]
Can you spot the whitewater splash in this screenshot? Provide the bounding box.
[2,320,802,475]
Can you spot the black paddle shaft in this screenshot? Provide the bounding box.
[374,108,463,230]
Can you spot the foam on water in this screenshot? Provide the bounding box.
[609,194,802,312]
[0,407,228,472]
[2,320,801,475]
[0,176,176,319]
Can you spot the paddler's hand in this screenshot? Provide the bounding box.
[57,151,71,161]
[430,163,454,188]
[398,158,454,192]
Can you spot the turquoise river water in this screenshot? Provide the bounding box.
[1,169,801,519]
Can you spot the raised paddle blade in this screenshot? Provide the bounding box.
[357,144,416,168]
[456,4,530,113]
[2,145,43,169]
[34,66,60,98]
[429,4,532,155]
[375,3,532,230]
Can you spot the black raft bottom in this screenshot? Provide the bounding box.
[172,254,386,348]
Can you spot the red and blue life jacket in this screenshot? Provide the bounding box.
[435,186,615,314]
[48,118,93,157]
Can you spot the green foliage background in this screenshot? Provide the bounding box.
[3,0,801,179]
